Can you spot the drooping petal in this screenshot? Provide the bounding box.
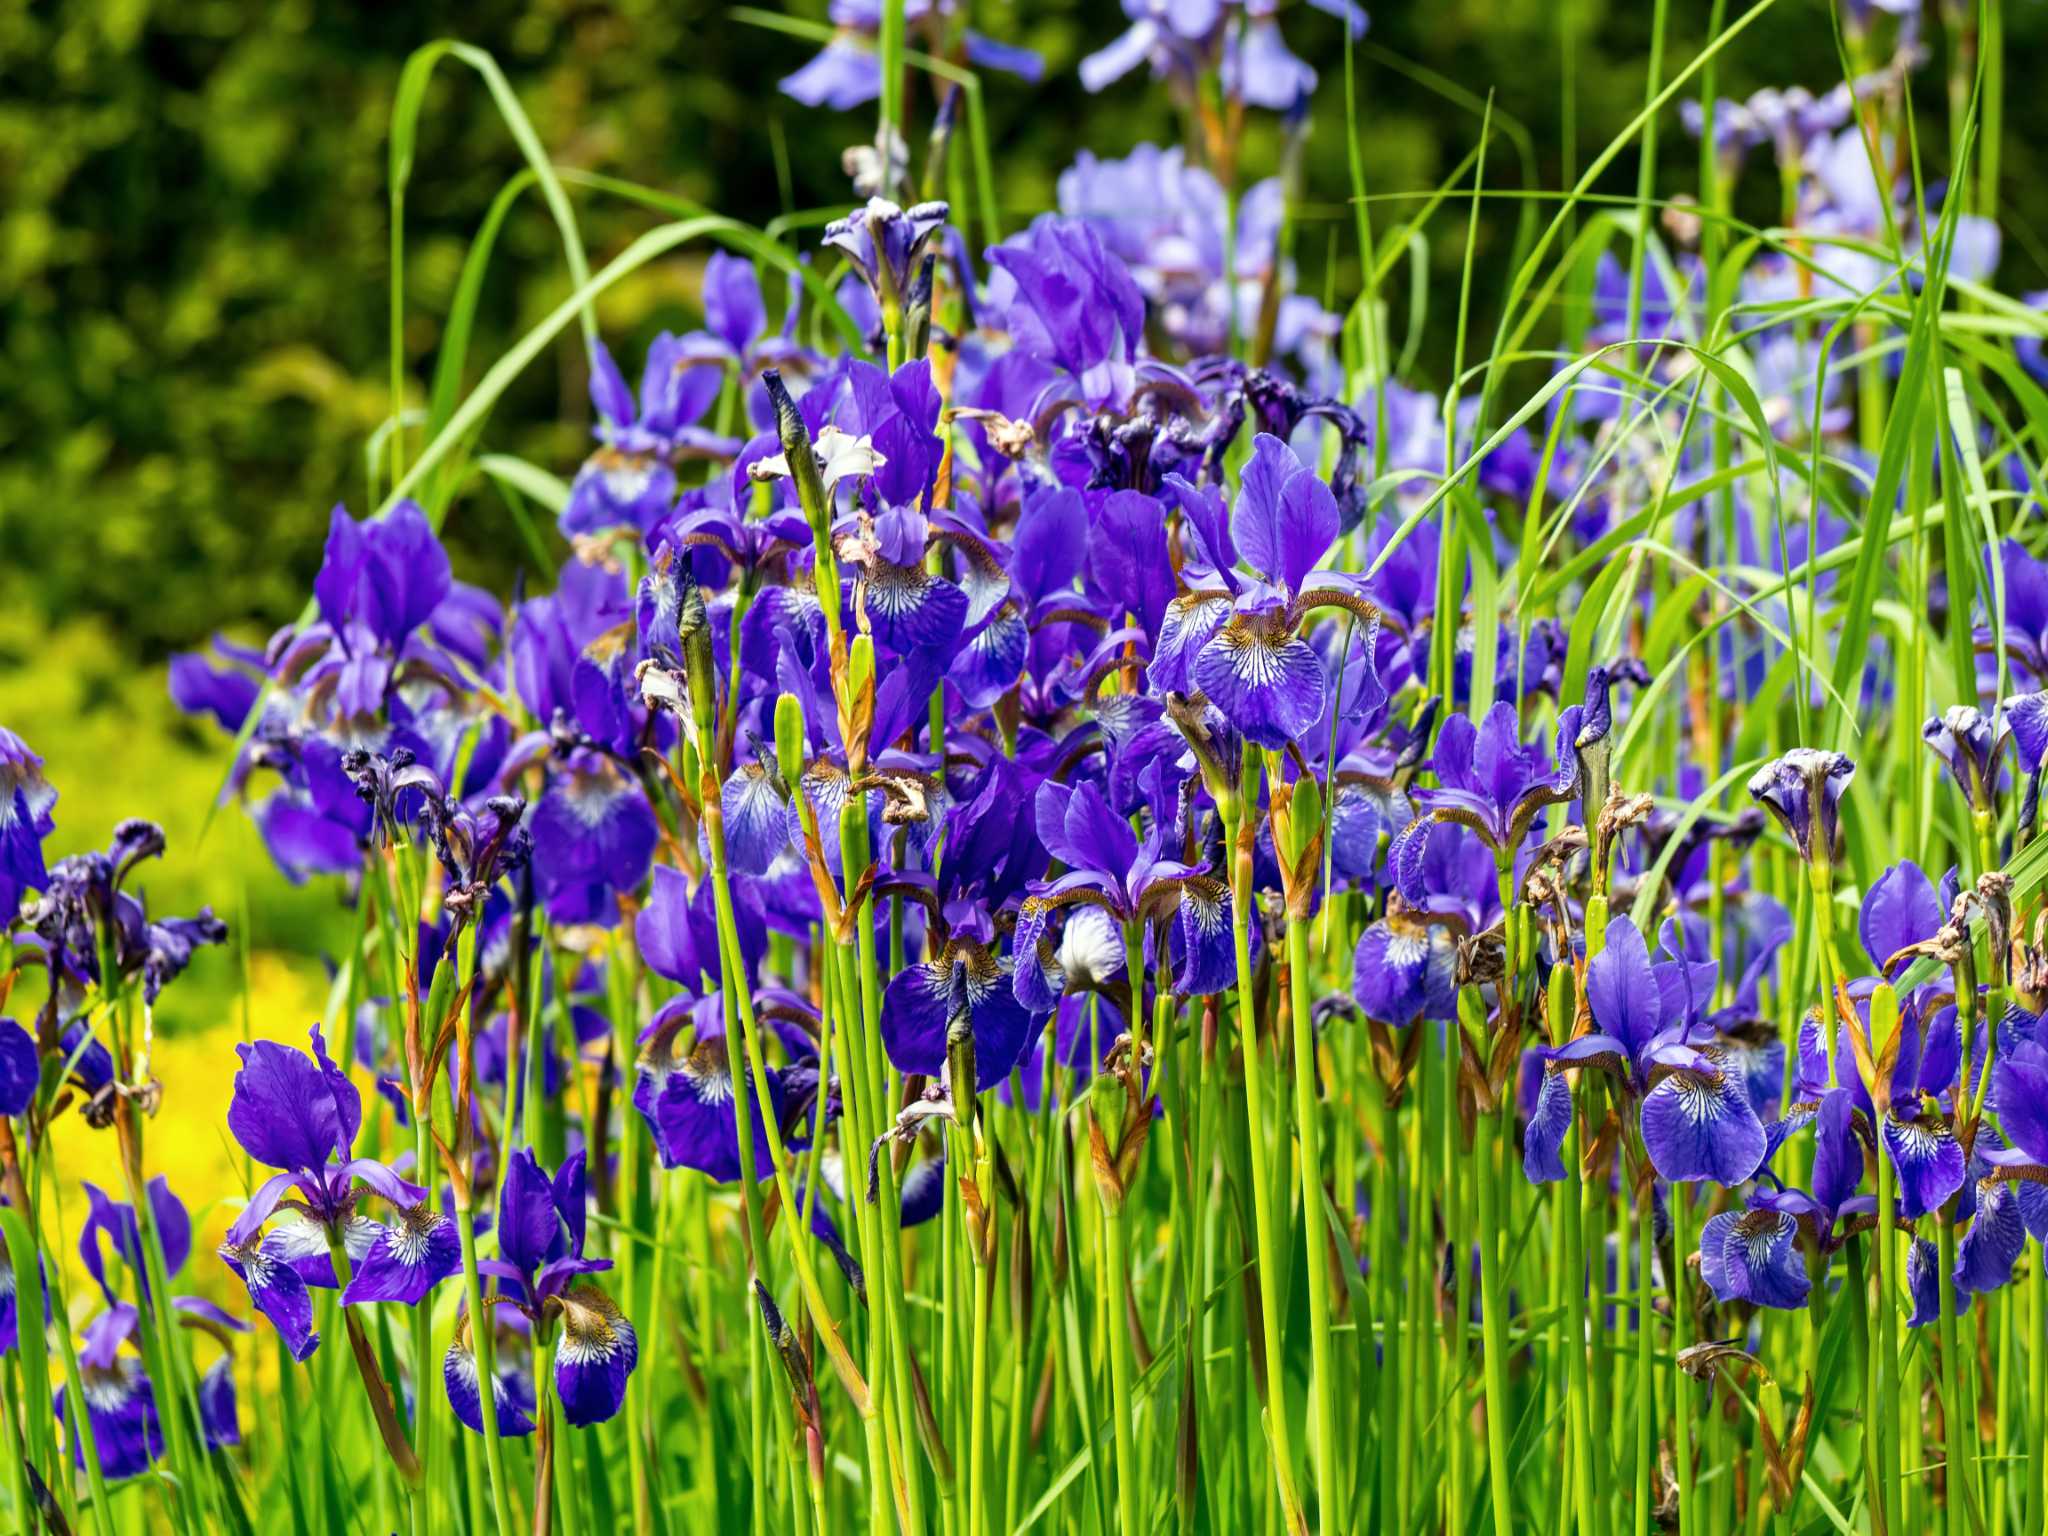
[862,562,969,654]
[1955,1178,2025,1298]
[1698,1207,1809,1310]
[1171,876,1235,996]
[1808,1088,1862,1216]
[635,1033,779,1184]
[1640,1061,1768,1185]
[219,1239,319,1362]
[339,1206,463,1307]
[58,1355,162,1481]
[1523,1069,1573,1183]
[553,1284,639,1427]
[881,959,953,1080]
[1993,1039,2048,1164]
[1192,610,1327,751]
[720,765,792,877]
[1905,1236,1961,1329]
[444,1334,536,1437]
[1352,917,1448,1027]
[1881,1112,1967,1221]
[198,1356,239,1450]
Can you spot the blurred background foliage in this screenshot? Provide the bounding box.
[1,0,2044,1021]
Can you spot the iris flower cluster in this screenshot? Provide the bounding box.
[7,1,2048,1533]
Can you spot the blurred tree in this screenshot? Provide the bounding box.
[0,0,2040,663]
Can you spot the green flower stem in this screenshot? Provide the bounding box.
[1872,984,1903,1536]
[1561,1096,1597,1536]
[1223,757,1308,1536]
[1275,762,1344,1536]
[2029,1253,2047,1536]
[534,1332,560,1536]
[828,776,926,1529]
[455,1191,518,1536]
[1669,1180,1696,1536]
[1937,1216,1979,1536]
[1632,1177,1655,1536]
[1099,1189,1144,1536]
[1473,864,1520,1536]
[320,1227,423,1490]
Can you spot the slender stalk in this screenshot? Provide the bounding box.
[1278,769,1343,1536]
[1937,1219,1977,1536]
[457,1201,518,1536]
[1561,1099,1597,1536]
[1224,754,1308,1536]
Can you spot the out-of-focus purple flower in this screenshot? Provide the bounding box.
[529,754,660,927]
[987,218,1148,410]
[780,0,1041,111]
[0,728,55,923]
[563,333,743,538]
[634,993,817,1183]
[1080,0,1364,111]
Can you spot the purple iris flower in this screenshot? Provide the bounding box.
[0,1018,34,1120]
[1008,776,1234,1027]
[780,0,1041,112]
[0,728,56,922]
[987,218,1149,410]
[1349,822,1484,1031]
[57,1308,164,1481]
[1921,705,2007,813]
[1981,540,2048,687]
[563,333,743,538]
[1408,700,1584,860]
[308,500,454,719]
[218,1025,456,1360]
[527,751,659,928]
[445,1307,539,1438]
[63,1178,247,1475]
[30,822,227,1003]
[1904,1234,1960,1329]
[826,198,950,318]
[467,1148,638,1429]
[1080,1,1363,112]
[1524,917,1768,1188]
[1699,1089,1868,1310]
[634,991,818,1183]
[1167,434,1383,751]
[1821,997,1965,1220]
[1747,748,1855,865]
